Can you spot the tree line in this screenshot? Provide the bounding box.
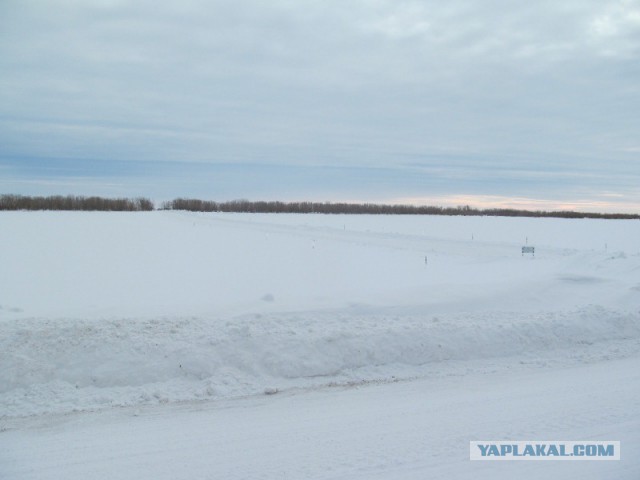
[162,198,640,220]
[0,194,154,211]
[1,194,638,219]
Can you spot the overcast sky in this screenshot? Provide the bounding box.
[1,0,639,211]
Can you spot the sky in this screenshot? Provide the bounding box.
[1,0,639,212]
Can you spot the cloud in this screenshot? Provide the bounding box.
[0,0,638,209]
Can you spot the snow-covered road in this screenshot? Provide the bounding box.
[3,354,639,480]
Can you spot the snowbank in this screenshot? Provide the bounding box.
[2,306,639,418]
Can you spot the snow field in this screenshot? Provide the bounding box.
[1,211,639,418]
[2,211,640,479]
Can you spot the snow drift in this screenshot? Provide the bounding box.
[2,305,639,417]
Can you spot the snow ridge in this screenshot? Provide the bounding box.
[1,305,638,418]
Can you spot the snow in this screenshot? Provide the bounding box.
[1,211,639,479]
[2,357,639,479]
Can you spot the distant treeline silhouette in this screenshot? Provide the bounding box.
[0,194,154,211]
[162,198,640,220]
[1,194,637,218]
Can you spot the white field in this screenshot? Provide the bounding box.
[1,211,639,479]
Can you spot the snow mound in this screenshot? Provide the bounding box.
[1,306,639,418]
